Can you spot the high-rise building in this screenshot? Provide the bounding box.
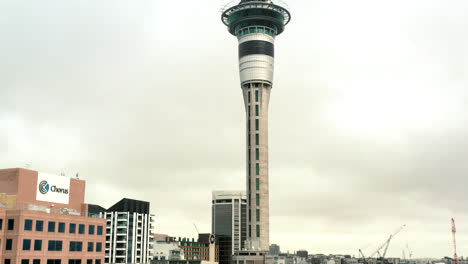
[211,191,247,253]
[221,0,291,252]
[90,198,155,264]
[0,168,106,264]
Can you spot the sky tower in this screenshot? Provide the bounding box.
[221,0,291,252]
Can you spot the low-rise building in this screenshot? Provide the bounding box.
[0,168,106,264]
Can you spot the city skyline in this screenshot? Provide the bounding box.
[0,0,467,258]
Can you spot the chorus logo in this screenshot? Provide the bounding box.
[38,180,69,195]
[38,180,49,194]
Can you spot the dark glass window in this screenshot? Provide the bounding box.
[256,209,260,222]
[256,224,260,237]
[248,119,251,132]
[69,223,76,234]
[7,219,14,230]
[68,260,81,264]
[5,260,11,264]
[256,178,259,191]
[48,240,63,251]
[33,260,40,264]
[34,240,42,251]
[87,242,93,252]
[6,239,13,250]
[97,226,103,235]
[255,90,259,102]
[24,219,33,231]
[255,119,259,130]
[23,239,31,250]
[21,260,29,264]
[256,193,260,206]
[88,225,95,235]
[255,134,259,145]
[96,242,102,252]
[0,218,3,230]
[256,148,259,160]
[87,260,92,264]
[70,241,83,252]
[47,260,61,264]
[78,224,85,234]
[248,91,251,103]
[48,221,55,232]
[256,163,260,175]
[95,260,101,264]
[58,222,65,233]
[248,225,251,237]
[36,220,44,232]
[255,105,259,116]
[248,106,251,116]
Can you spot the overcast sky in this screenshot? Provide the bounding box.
[1,0,467,258]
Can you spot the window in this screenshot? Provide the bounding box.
[5,260,11,264]
[88,225,95,235]
[88,242,94,252]
[0,218,3,230]
[96,242,102,252]
[87,260,92,264]
[248,119,251,132]
[255,134,259,145]
[256,225,260,237]
[33,260,40,264]
[7,219,14,230]
[256,178,259,191]
[256,209,260,222]
[255,119,259,130]
[255,90,259,102]
[22,260,29,264]
[48,240,63,251]
[36,220,43,232]
[58,222,65,233]
[69,223,76,234]
[248,133,251,146]
[95,260,101,264]
[34,240,42,251]
[48,221,55,232]
[97,226,103,235]
[255,105,259,116]
[256,163,260,175]
[248,91,251,103]
[23,239,31,250]
[248,225,251,237]
[78,224,85,234]
[256,194,260,206]
[47,260,61,264]
[24,219,33,231]
[256,148,259,160]
[69,241,83,252]
[68,260,81,264]
[6,239,12,250]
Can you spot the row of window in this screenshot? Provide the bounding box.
[4,260,102,264]
[2,238,102,252]
[21,219,103,235]
[247,224,261,238]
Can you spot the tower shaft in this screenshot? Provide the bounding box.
[222,0,290,252]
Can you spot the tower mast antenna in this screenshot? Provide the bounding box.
[452,218,459,264]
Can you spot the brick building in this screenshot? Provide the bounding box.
[0,168,106,264]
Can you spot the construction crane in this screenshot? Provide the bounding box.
[193,223,200,235]
[359,249,366,258]
[452,218,459,264]
[370,224,407,258]
[406,244,413,259]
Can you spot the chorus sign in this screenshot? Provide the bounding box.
[36,172,70,204]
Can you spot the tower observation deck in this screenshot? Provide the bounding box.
[221,0,290,252]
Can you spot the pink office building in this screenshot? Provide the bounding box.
[0,168,106,264]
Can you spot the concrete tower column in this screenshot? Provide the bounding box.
[222,0,291,252]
